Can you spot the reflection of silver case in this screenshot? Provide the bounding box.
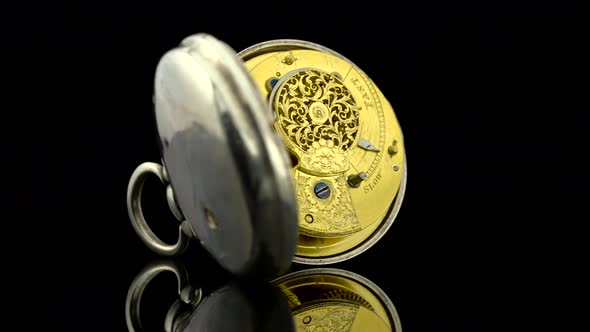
[125,260,295,332]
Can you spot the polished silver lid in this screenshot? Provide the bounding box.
[153,34,298,276]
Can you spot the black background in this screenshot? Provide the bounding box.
[6,2,588,331]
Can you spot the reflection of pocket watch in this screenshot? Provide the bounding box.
[125,260,401,332]
[125,260,295,332]
[126,33,406,275]
[272,268,401,332]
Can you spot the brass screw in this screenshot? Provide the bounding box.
[347,172,367,188]
[282,54,296,65]
[388,140,399,156]
[265,77,279,92]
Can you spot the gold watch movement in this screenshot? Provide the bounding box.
[239,40,406,264]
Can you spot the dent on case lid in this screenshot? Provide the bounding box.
[153,33,298,276]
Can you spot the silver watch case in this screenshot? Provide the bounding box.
[127,34,298,277]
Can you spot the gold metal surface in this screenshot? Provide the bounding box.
[273,69,361,237]
[241,43,405,261]
[272,269,401,332]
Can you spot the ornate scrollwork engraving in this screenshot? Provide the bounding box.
[294,304,358,332]
[296,173,361,236]
[273,69,363,236]
[274,69,360,156]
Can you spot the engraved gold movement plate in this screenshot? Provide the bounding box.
[272,268,402,332]
[239,41,407,264]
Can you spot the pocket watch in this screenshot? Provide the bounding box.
[126,33,406,276]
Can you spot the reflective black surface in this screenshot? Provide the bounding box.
[125,260,295,332]
[178,282,293,332]
[125,259,403,332]
[10,4,588,332]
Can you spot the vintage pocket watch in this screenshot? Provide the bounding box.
[127,33,406,276]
